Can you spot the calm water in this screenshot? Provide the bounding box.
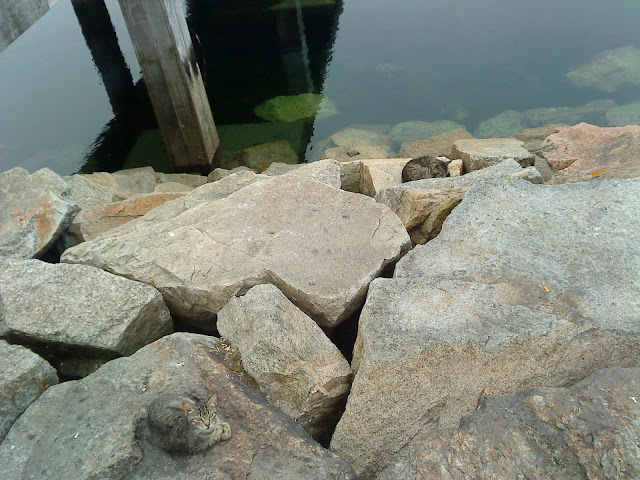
[1,0,640,174]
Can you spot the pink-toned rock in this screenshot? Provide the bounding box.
[542,123,640,183]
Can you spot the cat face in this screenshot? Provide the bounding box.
[182,393,218,431]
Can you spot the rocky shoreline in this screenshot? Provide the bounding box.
[1,120,639,479]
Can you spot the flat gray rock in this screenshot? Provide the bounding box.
[452,138,535,171]
[112,167,158,194]
[474,110,528,138]
[332,178,640,477]
[0,340,58,442]
[262,159,342,189]
[62,176,410,329]
[379,367,640,480]
[217,284,352,439]
[397,129,474,159]
[0,333,356,480]
[0,167,79,259]
[389,120,464,149]
[0,259,172,376]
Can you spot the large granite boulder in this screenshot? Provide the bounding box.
[389,120,464,149]
[0,333,356,479]
[0,259,172,377]
[331,178,640,477]
[112,167,158,194]
[0,340,58,442]
[0,167,79,259]
[542,123,640,183]
[217,284,352,439]
[62,176,410,329]
[565,45,640,92]
[511,123,565,153]
[397,129,474,158]
[155,172,207,189]
[452,138,535,171]
[262,159,342,189]
[378,367,640,480]
[374,160,525,244]
[524,100,614,127]
[474,110,528,138]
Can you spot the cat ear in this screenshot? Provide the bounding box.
[206,393,218,409]
[181,401,196,414]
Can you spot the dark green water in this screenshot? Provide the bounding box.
[1,0,640,174]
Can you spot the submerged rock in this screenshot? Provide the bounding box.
[389,120,464,149]
[320,145,391,162]
[0,167,79,259]
[234,140,299,172]
[474,110,528,138]
[524,100,614,128]
[0,259,172,377]
[0,333,356,479]
[61,175,410,329]
[332,178,640,477]
[217,284,352,439]
[379,367,640,480]
[566,45,640,92]
[254,93,339,122]
[542,122,640,183]
[329,128,394,156]
[0,340,58,442]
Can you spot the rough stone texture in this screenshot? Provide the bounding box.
[263,159,342,189]
[0,340,58,442]
[80,171,122,191]
[235,140,298,172]
[155,172,207,189]
[511,123,565,153]
[0,259,172,376]
[112,167,158,194]
[217,284,352,438]
[333,178,640,477]
[524,100,614,127]
[360,158,411,197]
[541,123,640,183]
[0,333,356,480]
[447,159,463,177]
[452,138,535,171]
[153,182,192,193]
[207,166,252,183]
[513,166,543,184]
[62,176,410,329]
[565,45,640,92]
[474,110,528,138]
[320,145,391,161]
[71,192,187,242]
[330,128,394,155]
[0,167,79,259]
[378,368,640,480]
[606,102,640,127]
[375,160,524,243]
[397,128,474,159]
[389,120,464,149]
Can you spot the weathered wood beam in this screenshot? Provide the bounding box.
[117,0,219,169]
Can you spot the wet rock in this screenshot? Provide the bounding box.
[333,178,640,477]
[320,145,391,161]
[206,166,252,183]
[0,333,356,480]
[0,340,58,442]
[474,110,528,138]
[375,160,523,244]
[0,259,172,377]
[112,167,158,194]
[389,120,464,149]
[511,123,565,153]
[360,158,411,197]
[398,128,474,159]
[61,176,410,329]
[330,128,394,155]
[71,192,187,242]
[255,93,339,122]
[524,99,614,127]
[234,140,299,172]
[154,173,207,189]
[606,102,640,126]
[452,138,535,171]
[378,367,640,480]
[0,167,79,259]
[542,123,640,183]
[263,159,342,189]
[217,284,352,438]
[565,45,640,92]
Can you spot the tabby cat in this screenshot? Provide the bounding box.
[147,391,231,454]
[402,155,450,182]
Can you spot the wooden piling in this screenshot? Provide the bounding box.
[117,0,219,169]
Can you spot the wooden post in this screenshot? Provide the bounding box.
[117,0,218,169]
